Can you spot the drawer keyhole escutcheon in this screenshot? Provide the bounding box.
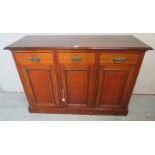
[30,57,41,63]
[113,57,127,63]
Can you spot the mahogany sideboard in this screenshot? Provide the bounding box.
[4,35,153,115]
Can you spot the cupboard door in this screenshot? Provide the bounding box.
[60,66,95,108]
[96,65,136,108]
[21,65,60,107]
[58,52,96,108]
[14,52,60,108]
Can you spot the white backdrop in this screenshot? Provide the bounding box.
[0,33,155,94]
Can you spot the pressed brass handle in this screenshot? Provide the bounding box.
[71,56,82,62]
[30,57,41,63]
[113,57,127,63]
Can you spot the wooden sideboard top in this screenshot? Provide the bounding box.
[4,35,153,51]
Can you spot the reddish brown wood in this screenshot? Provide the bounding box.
[14,52,54,65]
[58,52,96,108]
[21,66,59,107]
[100,53,140,64]
[96,64,136,108]
[13,51,60,108]
[4,35,153,115]
[29,105,128,115]
[4,35,152,50]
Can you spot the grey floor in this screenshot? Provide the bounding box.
[0,92,155,121]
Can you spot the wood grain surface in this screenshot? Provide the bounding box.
[4,35,153,50]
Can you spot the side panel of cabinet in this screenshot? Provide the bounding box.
[96,65,136,108]
[13,52,60,108]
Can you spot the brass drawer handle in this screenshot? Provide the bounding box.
[71,56,82,62]
[30,57,41,63]
[113,57,127,63]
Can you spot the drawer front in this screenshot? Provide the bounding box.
[15,53,54,65]
[58,53,95,65]
[100,53,140,65]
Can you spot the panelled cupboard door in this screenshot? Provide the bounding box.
[96,64,136,108]
[58,52,96,108]
[15,53,60,108]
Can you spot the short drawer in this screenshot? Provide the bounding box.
[100,53,140,65]
[15,53,54,65]
[58,53,95,65]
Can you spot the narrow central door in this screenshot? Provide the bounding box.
[58,52,96,108]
